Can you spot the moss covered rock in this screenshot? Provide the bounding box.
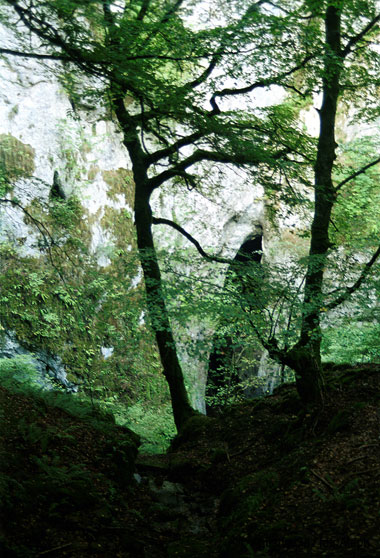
[0,134,35,190]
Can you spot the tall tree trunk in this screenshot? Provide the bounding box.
[289,5,342,404]
[113,98,196,430]
[134,182,197,431]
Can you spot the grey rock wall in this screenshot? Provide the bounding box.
[0,331,76,391]
[0,22,308,410]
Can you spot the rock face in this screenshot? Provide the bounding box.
[0,331,76,391]
[0,22,301,411]
[152,171,267,412]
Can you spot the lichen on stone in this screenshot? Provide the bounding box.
[102,168,134,206]
[87,164,100,181]
[101,206,136,251]
[0,134,35,188]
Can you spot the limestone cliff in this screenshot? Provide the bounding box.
[0,21,312,411]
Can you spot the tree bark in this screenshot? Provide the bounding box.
[134,182,197,431]
[113,97,196,431]
[289,5,342,404]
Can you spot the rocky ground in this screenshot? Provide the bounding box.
[2,364,380,557]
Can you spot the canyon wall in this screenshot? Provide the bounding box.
[0,22,314,411]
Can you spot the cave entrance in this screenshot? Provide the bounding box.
[206,230,263,411]
[234,235,263,264]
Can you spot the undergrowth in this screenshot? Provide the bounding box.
[0,357,140,558]
[0,356,175,453]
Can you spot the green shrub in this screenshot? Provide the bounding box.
[0,355,41,387]
[123,402,176,453]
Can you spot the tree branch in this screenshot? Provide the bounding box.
[326,245,380,311]
[146,131,203,165]
[149,138,291,191]
[0,197,54,245]
[209,54,314,112]
[136,0,151,21]
[0,47,68,60]
[185,2,262,93]
[152,217,232,263]
[335,155,380,192]
[0,197,67,281]
[4,0,109,78]
[187,51,221,91]
[159,0,185,24]
[342,14,380,57]
[0,39,208,64]
[147,147,266,190]
[239,302,285,364]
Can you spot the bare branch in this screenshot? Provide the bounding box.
[152,216,232,264]
[326,245,380,311]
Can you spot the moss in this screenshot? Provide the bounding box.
[102,168,134,206]
[0,190,163,407]
[280,228,309,250]
[79,139,92,159]
[124,95,134,107]
[8,105,19,120]
[1,172,168,434]
[87,206,103,224]
[0,134,35,189]
[100,206,137,254]
[87,164,100,181]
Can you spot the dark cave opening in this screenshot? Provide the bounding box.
[234,235,263,264]
[206,231,263,410]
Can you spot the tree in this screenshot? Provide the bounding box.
[148,0,380,407]
[0,0,310,428]
[156,0,380,407]
[262,0,380,403]
[1,0,380,422]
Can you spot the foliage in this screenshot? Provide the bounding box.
[124,402,176,454]
[0,354,41,386]
[0,185,171,406]
[0,355,113,425]
[0,360,140,558]
[322,321,380,365]
[0,133,35,196]
[1,0,380,417]
[162,249,303,406]
[0,161,11,196]
[332,135,380,250]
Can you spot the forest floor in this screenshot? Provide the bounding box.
[2,364,380,557]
